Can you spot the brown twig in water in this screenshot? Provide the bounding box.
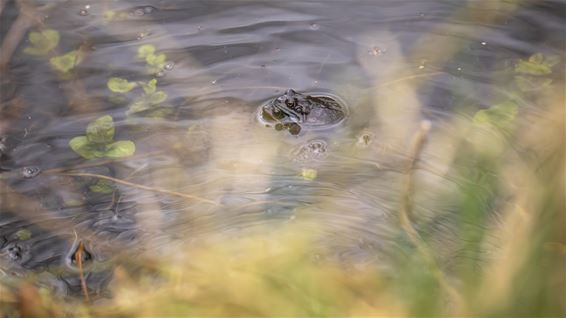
[398,120,464,309]
[73,231,90,303]
[378,71,446,88]
[50,172,220,206]
[0,2,34,70]
[0,0,8,17]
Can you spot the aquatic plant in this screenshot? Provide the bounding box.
[69,115,135,159]
[24,29,82,74]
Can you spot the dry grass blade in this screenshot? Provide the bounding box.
[51,172,220,206]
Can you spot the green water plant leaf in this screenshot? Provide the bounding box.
[301,168,318,181]
[146,53,167,67]
[108,77,138,93]
[24,29,60,56]
[105,140,136,158]
[86,115,115,144]
[515,76,553,92]
[141,79,157,94]
[128,100,151,114]
[473,100,518,129]
[15,229,32,241]
[69,115,135,159]
[514,53,560,76]
[69,136,100,159]
[149,91,168,104]
[49,50,80,73]
[89,179,115,193]
[137,44,156,59]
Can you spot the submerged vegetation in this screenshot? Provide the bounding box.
[0,0,564,317]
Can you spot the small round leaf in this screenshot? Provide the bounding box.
[105,140,136,158]
[108,77,138,93]
[86,115,115,144]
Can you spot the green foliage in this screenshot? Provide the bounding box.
[89,179,115,193]
[69,115,135,159]
[137,44,168,72]
[108,77,138,93]
[146,53,167,68]
[137,44,156,59]
[49,50,81,73]
[515,76,553,92]
[15,229,32,241]
[141,79,157,94]
[301,168,318,181]
[23,29,60,56]
[105,141,136,158]
[86,115,115,144]
[513,53,560,93]
[125,79,169,116]
[473,100,518,129]
[514,53,560,76]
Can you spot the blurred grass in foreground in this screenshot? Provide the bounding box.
[1,83,564,317]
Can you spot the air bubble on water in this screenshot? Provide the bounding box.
[369,46,386,56]
[133,8,145,16]
[310,23,320,30]
[156,71,165,78]
[21,166,41,179]
[136,31,152,40]
[79,9,88,16]
[164,61,175,71]
[481,41,487,46]
[144,6,155,14]
[211,80,217,84]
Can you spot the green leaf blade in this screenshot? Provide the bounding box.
[108,77,138,93]
[86,115,115,144]
[49,50,79,73]
[105,140,136,158]
[149,91,168,105]
[69,136,97,159]
[24,29,60,56]
[137,44,156,59]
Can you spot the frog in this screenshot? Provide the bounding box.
[257,89,347,135]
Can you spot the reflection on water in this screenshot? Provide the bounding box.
[0,0,564,307]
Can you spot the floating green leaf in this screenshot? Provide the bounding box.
[473,100,518,129]
[104,10,116,20]
[15,229,32,241]
[89,179,115,193]
[141,79,157,94]
[137,44,156,59]
[105,140,136,158]
[515,76,553,92]
[301,168,318,181]
[86,115,115,144]
[24,29,60,56]
[69,136,100,159]
[108,77,138,93]
[515,53,560,76]
[127,100,151,114]
[70,116,135,159]
[147,107,174,118]
[149,91,168,104]
[146,53,167,67]
[49,50,80,73]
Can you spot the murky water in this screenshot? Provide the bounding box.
[1,0,564,299]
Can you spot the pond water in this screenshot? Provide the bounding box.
[0,0,564,300]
